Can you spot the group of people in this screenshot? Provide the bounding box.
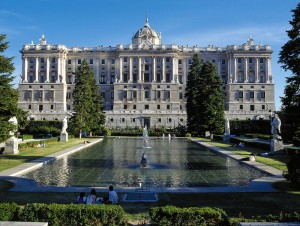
[75,186,118,205]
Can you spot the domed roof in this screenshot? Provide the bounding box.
[132,18,161,45]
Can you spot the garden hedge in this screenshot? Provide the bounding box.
[0,203,127,226]
[149,206,230,226]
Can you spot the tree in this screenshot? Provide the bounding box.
[71,60,105,138]
[0,34,27,142]
[185,54,202,134]
[278,2,300,142]
[185,54,225,136]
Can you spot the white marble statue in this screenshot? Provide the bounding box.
[8,117,18,136]
[271,114,281,137]
[62,116,68,133]
[224,118,230,135]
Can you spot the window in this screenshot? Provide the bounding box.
[39,105,43,112]
[145,65,149,71]
[67,105,70,110]
[68,59,71,64]
[222,60,225,64]
[101,92,105,98]
[250,105,255,111]
[240,105,243,110]
[188,59,192,64]
[249,58,253,64]
[89,59,93,64]
[180,105,182,110]
[238,58,242,63]
[156,73,161,82]
[260,58,264,64]
[167,105,170,109]
[102,59,105,64]
[239,91,243,98]
[124,105,127,109]
[133,90,137,99]
[51,105,54,110]
[28,105,31,109]
[145,105,149,110]
[78,59,81,64]
[123,91,127,99]
[51,58,55,63]
[178,59,182,64]
[166,57,170,63]
[262,105,265,110]
[111,59,115,64]
[166,73,171,83]
[111,92,114,100]
[29,58,34,63]
[40,58,45,63]
[50,90,54,98]
[250,91,254,98]
[66,92,71,99]
[123,57,127,62]
[158,118,161,122]
[157,90,161,99]
[261,91,265,98]
[133,105,136,109]
[157,105,160,109]
[179,92,183,99]
[145,90,150,99]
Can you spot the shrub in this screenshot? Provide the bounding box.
[149,206,229,226]
[285,154,300,187]
[21,134,33,140]
[185,133,192,137]
[0,203,19,221]
[99,126,111,137]
[292,127,300,146]
[17,203,127,226]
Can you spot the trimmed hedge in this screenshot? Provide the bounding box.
[0,203,127,226]
[18,137,60,150]
[149,206,230,226]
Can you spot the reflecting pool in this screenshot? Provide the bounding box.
[21,138,268,188]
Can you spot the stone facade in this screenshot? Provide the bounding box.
[18,19,275,129]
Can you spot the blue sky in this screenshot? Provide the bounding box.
[1,0,299,110]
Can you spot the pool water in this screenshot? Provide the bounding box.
[22,138,268,188]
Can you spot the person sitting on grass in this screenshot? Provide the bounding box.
[75,192,86,204]
[86,188,97,204]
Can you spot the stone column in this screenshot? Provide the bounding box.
[72,59,76,83]
[162,57,166,82]
[107,59,111,84]
[35,57,39,82]
[129,57,133,83]
[234,57,237,83]
[138,57,142,83]
[217,60,221,76]
[119,57,123,82]
[46,57,50,82]
[228,57,232,83]
[61,56,66,83]
[23,57,28,82]
[172,57,176,83]
[266,57,271,83]
[182,58,187,84]
[255,57,259,83]
[57,57,61,83]
[152,57,156,82]
[96,60,100,84]
[244,57,248,83]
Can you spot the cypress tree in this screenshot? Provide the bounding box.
[278,2,300,142]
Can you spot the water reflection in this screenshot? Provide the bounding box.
[21,138,268,188]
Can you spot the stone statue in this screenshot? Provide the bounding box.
[62,116,68,133]
[271,114,281,137]
[8,117,18,136]
[224,118,230,135]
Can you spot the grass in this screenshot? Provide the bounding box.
[195,137,289,172]
[0,138,93,172]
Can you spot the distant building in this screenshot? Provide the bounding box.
[18,18,275,129]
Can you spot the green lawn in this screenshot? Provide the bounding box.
[0,138,94,172]
[195,137,289,172]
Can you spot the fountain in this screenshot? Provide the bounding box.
[141,126,149,167]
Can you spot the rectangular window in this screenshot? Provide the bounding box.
[145,105,149,110]
[111,59,115,64]
[29,58,34,63]
[66,92,71,99]
[145,90,149,99]
[157,91,161,99]
[123,57,127,62]
[178,59,182,64]
[262,105,265,110]
[239,91,243,98]
[250,91,254,98]
[51,105,54,110]
[68,59,71,64]
[250,105,255,111]
[222,60,225,64]
[133,105,136,109]
[78,59,81,64]
[40,58,45,63]
[124,105,127,109]
[28,105,31,109]
[157,105,160,109]
[260,58,264,64]
[238,58,242,63]
[102,59,105,64]
[179,92,183,99]
[167,105,170,110]
[111,92,114,100]
[39,105,43,112]
[240,105,243,110]
[89,59,93,64]
[261,91,265,98]
[51,58,55,63]
[166,57,170,63]
[123,91,127,99]
[67,105,70,110]
[249,58,253,64]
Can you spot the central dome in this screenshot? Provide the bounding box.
[132,18,162,45]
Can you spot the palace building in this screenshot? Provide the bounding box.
[18,18,275,129]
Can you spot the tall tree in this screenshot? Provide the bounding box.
[278,2,300,142]
[0,34,27,142]
[197,61,225,135]
[185,54,225,136]
[71,60,105,138]
[185,54,202,134]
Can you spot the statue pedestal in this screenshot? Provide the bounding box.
[60,132,68,142]
[223,134,230,143]
[270,138,284,152]
[4,137,19,154]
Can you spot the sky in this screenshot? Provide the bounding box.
[1,0,299,110]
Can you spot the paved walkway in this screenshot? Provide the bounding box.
[0,138,286,193]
